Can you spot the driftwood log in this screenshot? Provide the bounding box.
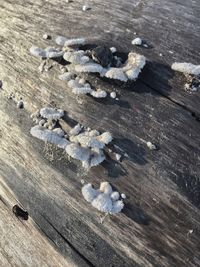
[0,0,200,266]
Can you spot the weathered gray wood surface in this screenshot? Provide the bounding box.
[0,180,82,267]
[0,0,200,266]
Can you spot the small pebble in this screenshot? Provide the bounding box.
[82,5,90,11]
[189,229,194,234]
[159,53,163,57]
[110,92,116,99]
[147,141,156,150]
[43,33,51,40]
[121,193,126,199]
[115,153,121,161]
[17,100,24,109]
[143,44,148,48]
[132,37,142,46]
[110,47,117,53]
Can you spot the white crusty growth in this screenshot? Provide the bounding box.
[30,46,46,58]
[45,47,64,58]
[90,89,107,98]
[66,143,91,161]
[74,133,105,149]
[104,68,128,82]
[53,128,65,137]
[40,107,64,120]
[30,125,69,149]
[70,130,112,149]
[64,38,86,47]
[55,36,85,47]
[59,72,75,82]
[81,184,100,202]
[30,46,63,58]
[55,36,68,46]
[68,130,111,168]
[75,63,104,74]
[102,52,145,82]
[123,52,146,80]
[100,182,113,194]
[31,107,112,168]
[69,124,82,136]
[63,50,90,65]
[68,79,92,95]
[82,182,124,213]
[171,62,200,76]
[88,148,105,167]
[96,132,112,144]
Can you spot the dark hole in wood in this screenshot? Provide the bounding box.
[12,205,29,220]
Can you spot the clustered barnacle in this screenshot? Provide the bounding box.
[82,182,124,214]
[30,36,146,99]
[29,35,136,212]
[30,107,112,169]
[30,46,63,59]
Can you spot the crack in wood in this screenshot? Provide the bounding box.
[140,79,200,122]
[39,215,95,267]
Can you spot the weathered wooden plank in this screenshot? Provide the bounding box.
[1,0,199,116]
[1,80,200,267]
[0,180,88,267]
[0,0,200,267]
[129,0,200,116]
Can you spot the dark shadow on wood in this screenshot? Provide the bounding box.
[114,137,147,165]
[88,94,132,109]
[52,57,69,66]
[139,61,175,97]
[171,172,200,209]
[123,203,150,225]
[101,156,128,179]
[62,111,80,128]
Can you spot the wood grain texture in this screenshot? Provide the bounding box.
[0,179,86,267]
[0,0,200,266]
